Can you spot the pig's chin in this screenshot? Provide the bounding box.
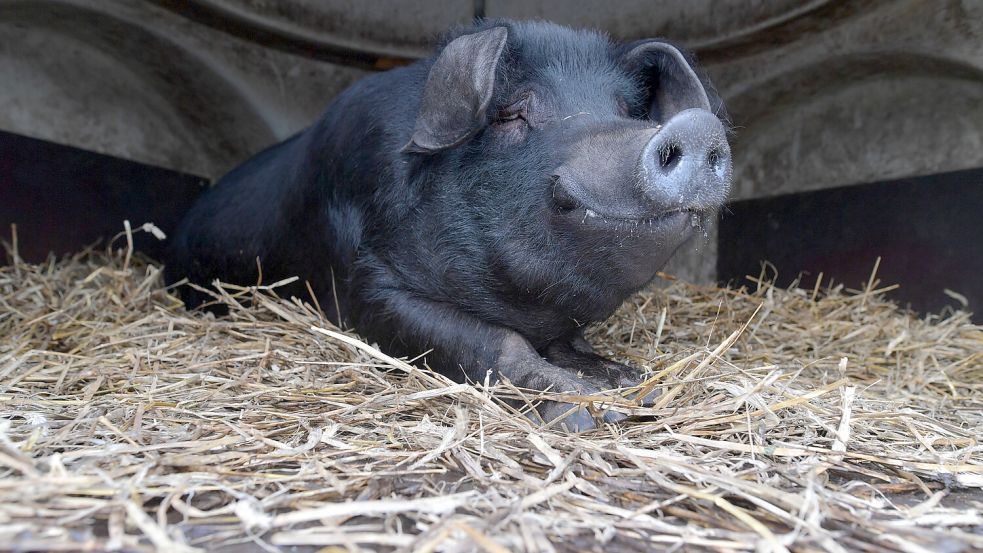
[554,206,707,289]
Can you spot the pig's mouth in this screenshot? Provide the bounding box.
[581,206,697,223]
[562,204,708,233]
[550,178,713,233]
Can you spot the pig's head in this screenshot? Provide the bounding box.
[401,20,732,329]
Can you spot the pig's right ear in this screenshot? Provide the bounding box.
[620,40,714,123]
[401,27,508,154]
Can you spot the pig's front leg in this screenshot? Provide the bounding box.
[353,286,624,430]
[543,333,659,405]
[496,333,630,429]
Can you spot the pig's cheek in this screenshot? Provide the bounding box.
[490,120,528,146]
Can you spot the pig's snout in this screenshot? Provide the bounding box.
[640,108,732,211]
[550,108,731,223]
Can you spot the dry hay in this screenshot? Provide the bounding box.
[0,231,981,552]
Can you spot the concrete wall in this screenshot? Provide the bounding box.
[0,0,371,177]
[2,0,981,281]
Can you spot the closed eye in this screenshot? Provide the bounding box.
[493,97,529,125]
[496,111,524,122]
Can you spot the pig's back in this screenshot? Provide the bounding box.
[165,62,431,309]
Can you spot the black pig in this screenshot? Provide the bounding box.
[166,20,732,430]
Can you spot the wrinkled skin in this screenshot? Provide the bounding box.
[166,19,732,431]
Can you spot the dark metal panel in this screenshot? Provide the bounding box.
[717,168,983,320]
[0,131,206,263]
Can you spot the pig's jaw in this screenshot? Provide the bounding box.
[550,204,716,293]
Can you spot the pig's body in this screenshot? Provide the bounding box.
[167,20,732,430]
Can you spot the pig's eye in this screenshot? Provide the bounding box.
[490,97,530,144]
[493,98,529,126]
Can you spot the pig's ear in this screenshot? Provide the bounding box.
[402,27,508,154]
[621,40,713,122]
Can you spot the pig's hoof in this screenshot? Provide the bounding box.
[537,400,628,431]
[542,339,657,405]
[557,406,597,432]
[628,385,661,406]
[598,361,662,407]
[602,409,628,424]
[537,401,595,431]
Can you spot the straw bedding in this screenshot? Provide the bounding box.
[1,232,981,552]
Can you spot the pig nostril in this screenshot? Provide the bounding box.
[707,148,722,172]
[657,142,681,171]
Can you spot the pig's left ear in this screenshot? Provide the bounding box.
[620,40,714,123]
[402,27,508,154]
